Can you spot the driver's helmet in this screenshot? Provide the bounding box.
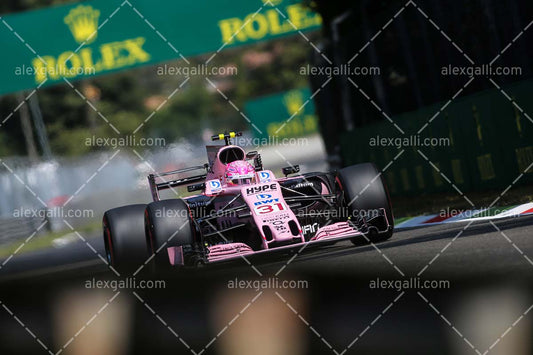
[225,160,255,186]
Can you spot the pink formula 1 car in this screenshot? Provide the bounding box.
[103,132,394,270]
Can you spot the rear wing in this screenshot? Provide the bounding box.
[148,164,208,201]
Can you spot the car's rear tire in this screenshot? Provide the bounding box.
[144,199,195,269]
[103,204,147,272]
[337,163,394,243]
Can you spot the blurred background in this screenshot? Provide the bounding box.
[0,0,532,354]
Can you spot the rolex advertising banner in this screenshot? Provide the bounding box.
[0,0,321,95]
[245,87,318,139]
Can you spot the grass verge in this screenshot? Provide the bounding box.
[0,221,101,260]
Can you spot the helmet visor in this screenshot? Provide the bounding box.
[231,177,253,185]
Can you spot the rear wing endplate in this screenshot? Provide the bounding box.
[148,164,208,201]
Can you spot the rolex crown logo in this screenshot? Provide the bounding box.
[64,5,100,44]
[283,90,304,116]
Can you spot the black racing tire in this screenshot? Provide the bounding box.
[144,199,195,269]
[337,163,394,243]
[103,204,147,272]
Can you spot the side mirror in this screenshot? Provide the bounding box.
[282,165,300,176]
[246,151,258,159]
[247,151,263,171]
[187,183,205,192]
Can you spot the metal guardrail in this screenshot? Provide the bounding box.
[0,215,49,245]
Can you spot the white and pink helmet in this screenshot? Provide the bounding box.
[225,160,255,186]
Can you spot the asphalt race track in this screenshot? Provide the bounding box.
[1,215,532,355]
[2,215,532,281]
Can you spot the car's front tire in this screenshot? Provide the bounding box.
[337,163,394,243]
[144,199,195,269]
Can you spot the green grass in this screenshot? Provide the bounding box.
[0,221,101,259]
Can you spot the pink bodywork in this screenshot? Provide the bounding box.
[167,220,367,265]
[241,180,304,248]
[206,145,246,181]
[165,144,386,265]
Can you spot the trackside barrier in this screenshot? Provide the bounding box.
[340,80,533,195]
[0,215,49,245]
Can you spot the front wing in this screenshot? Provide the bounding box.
[167,209,391,265]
